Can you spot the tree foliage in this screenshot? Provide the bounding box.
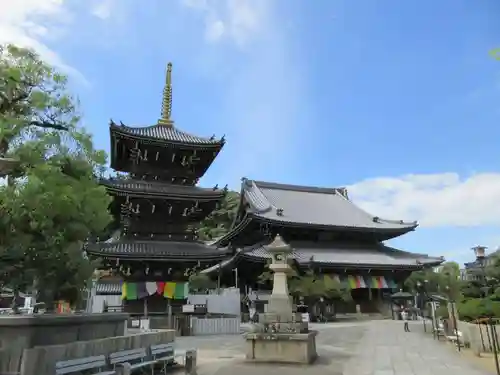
[198,190,240,240]
[405,262,462,300]
[289,271,351,302]
[0,44,112,308]
[258,263,351,302]
[491,48,500,60]
[188,273,216,293]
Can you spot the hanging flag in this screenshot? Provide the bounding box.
[121,283,128,300]
[370,276,388,289]
[163,282,176,298]
[347,275,367,289]
[387,278,398,289]
[174,282,188,299]
[137,283,149,299]
[157,282,166,295]
[146,282,157,295]
[126,283,138,300]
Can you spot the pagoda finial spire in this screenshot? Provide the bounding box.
[159,62,173,126]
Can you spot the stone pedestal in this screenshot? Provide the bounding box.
[244,234,318,365]
[245,331,318,364]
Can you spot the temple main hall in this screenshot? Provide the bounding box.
[202,178,443,314]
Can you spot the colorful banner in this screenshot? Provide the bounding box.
[334,274,396,290]
[163,282,176,298]
[121,281,189,300]
[368,276,389,289]
[347,275,367,289]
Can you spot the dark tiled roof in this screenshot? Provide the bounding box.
[87,240,232,260]
[241,179,418,232]
[95,282,122,295]
[101,179,226,199]
[110,121,224,147]
[199,255,237,274]
[240,241,443,268]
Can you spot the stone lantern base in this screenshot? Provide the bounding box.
[245,330,318,364]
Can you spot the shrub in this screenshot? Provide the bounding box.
[457,298,500,321]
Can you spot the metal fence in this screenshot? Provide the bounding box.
[191,316,240,336]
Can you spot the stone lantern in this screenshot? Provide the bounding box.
[244,234,318,365]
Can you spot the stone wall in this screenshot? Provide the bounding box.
[457,320,499,353]
[0,313,129,374]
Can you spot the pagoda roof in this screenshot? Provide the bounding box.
[110,121,225,148]
[86,239,232,261]
[101,178,226,200]
[204,241,443,271]
[242,178,417,232]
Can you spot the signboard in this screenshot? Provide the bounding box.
[182,304,195,313]
[301,313,310,323]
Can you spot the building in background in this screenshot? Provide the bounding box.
[463,247,500,281]
[203,179,444,314]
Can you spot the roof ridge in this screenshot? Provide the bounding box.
[251,179,345,195]
[111,121,219,141]
[109,120,225,146]
[241,178,272,213]
[334,188,418,227]
[374,217,418,226]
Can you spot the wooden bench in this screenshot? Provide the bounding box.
[151,344,197,375]
[55,355,116,375]
[109,348,155,375]
[150,343,175,374]
[173,349,197,375]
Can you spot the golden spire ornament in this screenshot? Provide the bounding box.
[158,62,173,126]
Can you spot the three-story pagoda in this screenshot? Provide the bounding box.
[87,63,231,291]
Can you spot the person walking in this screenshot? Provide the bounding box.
[401,308,410,332]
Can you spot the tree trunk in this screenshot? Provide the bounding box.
[10,288,20,314]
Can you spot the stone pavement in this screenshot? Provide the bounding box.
[175,320,492,375]
[342,320,491,375]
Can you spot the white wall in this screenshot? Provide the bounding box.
[188,288,240,316]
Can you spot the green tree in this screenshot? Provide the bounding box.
[198,190,240,240]
[0,44,112,310]
[490,48,500,60]
[405,262,462,300]
[188,273,216,293]
[289,271,351,302]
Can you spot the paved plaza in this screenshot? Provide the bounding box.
[175,320,492,375]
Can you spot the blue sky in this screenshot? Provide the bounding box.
[3,0,500,266]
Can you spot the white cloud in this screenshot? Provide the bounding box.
[0,0,118,84]
[182,0,267,46]
[180,0,307,184]
[348,172,500,227]
[91,0,116,20]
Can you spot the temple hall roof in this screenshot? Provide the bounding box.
[240,241,443,269]
[86,240,232,261]
[201,241,443,273]
[101,178,226,200]
[241,179,418,232]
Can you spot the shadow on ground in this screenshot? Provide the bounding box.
[176,323,368,375]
